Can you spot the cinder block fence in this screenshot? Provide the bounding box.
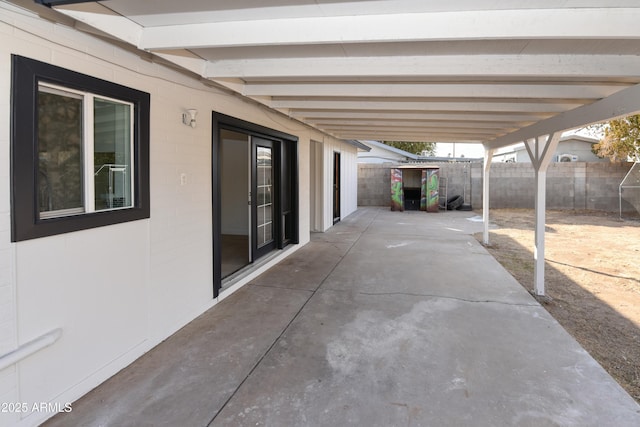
[358,162,639,214]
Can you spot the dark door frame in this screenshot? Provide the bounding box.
[333,151,341,224]
[251,136,277,260]
[212,112,298,297]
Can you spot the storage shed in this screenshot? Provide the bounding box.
[390,166,440,212]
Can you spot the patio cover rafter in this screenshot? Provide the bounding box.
[137,9,640,50]
[52,0,640,147]
[41,0,640,312]
[270,99,585,113]
[485,82,640,149]
[242,82,628,100]
[204,55,640,79]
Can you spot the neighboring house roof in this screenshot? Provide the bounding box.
[358,140,418,160]
[416,156,483,163]
[346,140,372,151]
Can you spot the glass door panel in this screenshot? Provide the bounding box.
[256,146,273,248]
[252,137,277,259]
[220,129,251,279]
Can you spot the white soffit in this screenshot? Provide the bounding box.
[50,0,640,147]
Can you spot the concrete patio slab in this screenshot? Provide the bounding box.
[251,241,351,291]
[44,285,312,427]
[214,290,634,426]
[44,207,640,427]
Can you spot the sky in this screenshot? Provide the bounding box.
[435,142,485,158]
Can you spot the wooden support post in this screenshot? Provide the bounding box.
[482,147,494,245]
[524,133,561,296]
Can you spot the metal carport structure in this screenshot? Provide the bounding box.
[40,0,640,296]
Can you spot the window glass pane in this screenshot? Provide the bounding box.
[37,86,84,218]
[258,186,272,205]
[257,225,265,246]
[94,97,132,210]
[264,222,272,243]
[256,145,273,248]
[258,206,266,225]
[257,147,271,186]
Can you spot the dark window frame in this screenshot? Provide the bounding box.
[11,55,150,242]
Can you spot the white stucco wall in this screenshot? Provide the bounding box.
[555,140,603,162]
[0,3,358,426]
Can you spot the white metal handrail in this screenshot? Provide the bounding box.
[0,328,62,371]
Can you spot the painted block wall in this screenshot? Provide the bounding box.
[0,3,358,426]
[358,162,637,214]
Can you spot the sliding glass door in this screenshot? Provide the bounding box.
[212,112,299,297]
[252,137,276,260]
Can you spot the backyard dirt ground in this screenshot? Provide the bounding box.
[474,209,640,403]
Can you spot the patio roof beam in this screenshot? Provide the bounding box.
[138,8,640,50]
[270,99,583,113]
[332,134,485,143]
[290,111,553,122]
[485,82,640,149]
[243,83,627,100]
[334,129,487,135]
[52,2,142,46]
[37,0,98,5]
[320,124,503,133]
[204,55,640,79]
[309,119,521,129]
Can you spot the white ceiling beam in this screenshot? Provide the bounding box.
[153,51,207,77]
[270,99,583,113]
[309,119,521,129]
[351,137,481,144]
[485,82,640,149]
[335,132,485,142]
[341,130,483,136]
[336,126,499,138]
[337,128,500,136]
[290,111,552,122]
[205,55,640,79]
[243,83,627,99]
[55,3,142,46]
[322,124,501,133]
[139,8,640,50]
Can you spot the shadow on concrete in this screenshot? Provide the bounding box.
[44,207,640,427]
[478,230,640,403]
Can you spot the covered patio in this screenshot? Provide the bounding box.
[2,2,640,426]
[47,0,640,297]
[44,208,640,426]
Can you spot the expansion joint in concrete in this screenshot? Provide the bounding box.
[246,283,315,293]
[349,290,540,308]
[207,209,381,426]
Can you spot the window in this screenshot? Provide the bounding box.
[12,56,150,241]
[38,84,135,218]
